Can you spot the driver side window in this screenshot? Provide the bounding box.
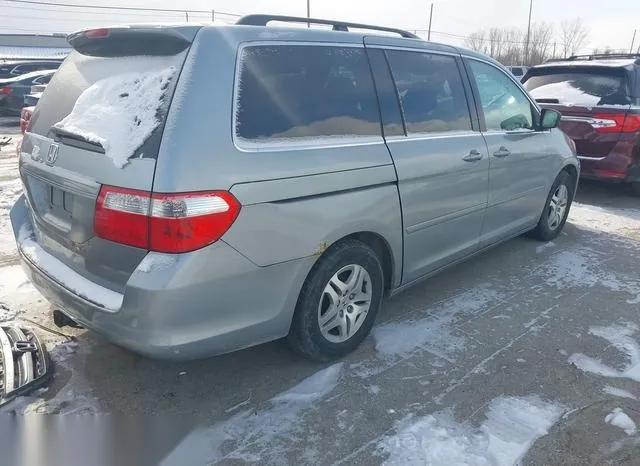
[469,60,534,132]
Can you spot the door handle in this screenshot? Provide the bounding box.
[462,149,483,162]
[493,147,511,158]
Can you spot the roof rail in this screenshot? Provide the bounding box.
[236,14,420,39]
[568,53,640,61]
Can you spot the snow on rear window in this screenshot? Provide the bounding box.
[53,67,176,168]
[524,71,629,106]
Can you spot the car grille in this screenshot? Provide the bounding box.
[0,325,51,407]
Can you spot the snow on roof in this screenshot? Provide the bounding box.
[53,67,176,168]
[0,46,70,60]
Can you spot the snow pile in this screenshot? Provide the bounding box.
[379,396,564,465]
[53,67,176,168]
[20,235,123,312]
[568,323,640,382]
[605,408,637,436]
[603,386,637,400]
[162,364,343,464]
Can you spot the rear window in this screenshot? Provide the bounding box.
[235,45,380,142]
[523,67,630,106]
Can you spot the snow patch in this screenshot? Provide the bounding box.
[535,241,556,254]
[196,363,343,463]
[137,253,177,273]
[20,236,123,312]
[569,323,640,382]
[379,396,564,465]
[603,386,637,400]
[373,287,499,360]
[605,408,637,436]
[53,67,176,168]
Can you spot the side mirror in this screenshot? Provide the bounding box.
[540,109,561,129]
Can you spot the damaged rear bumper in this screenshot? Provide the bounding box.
[0,325,51,407]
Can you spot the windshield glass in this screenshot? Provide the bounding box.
[523,68,629,106]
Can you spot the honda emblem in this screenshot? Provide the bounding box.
[45,143,59,166]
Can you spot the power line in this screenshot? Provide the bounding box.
[1,0,241,16]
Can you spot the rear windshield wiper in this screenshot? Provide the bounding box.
[49,127,105,154]
[535,98,560,104]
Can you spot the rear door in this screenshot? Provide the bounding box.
[365,41,489,284]
[523,66,634,164]
[466,58,556,244]
[19,27,195,293]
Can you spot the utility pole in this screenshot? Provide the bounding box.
[307,0,311,28]
[552,41,556,59]
[524,0,533,64]
[631,29,637,54]
[185,11,189,22]
[427,3,434,41]
[211,10,215,22]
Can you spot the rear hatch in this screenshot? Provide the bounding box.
[19,26,196,295]
[523,65,638,159]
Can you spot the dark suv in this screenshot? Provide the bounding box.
[522,54,640,194]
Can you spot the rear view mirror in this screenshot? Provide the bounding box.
[540,109,561,129]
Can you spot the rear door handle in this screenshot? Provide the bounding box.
[462,149,483,162]
[493,147,511,158]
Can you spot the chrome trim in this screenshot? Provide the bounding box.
[561,116,617,129]
[385,131,481,143]
[577,155,607,161]
[0,329,15,394]
[367,44,458,58]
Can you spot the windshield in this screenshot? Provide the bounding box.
[523,68,629,106]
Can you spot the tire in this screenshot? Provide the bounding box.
[288,239,384,362]
[530,171,574,242]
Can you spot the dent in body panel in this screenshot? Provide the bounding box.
[223,182,403,287]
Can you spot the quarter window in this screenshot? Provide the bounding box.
[235,45,380,142]
[385,50,472,134]
[469,60,535,132]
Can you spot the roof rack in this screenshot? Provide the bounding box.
[236,14,420,39]
[567,53,640,62]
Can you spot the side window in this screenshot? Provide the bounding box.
[385,50,472,134]
[235,45,380,142]
[469,60,534,132]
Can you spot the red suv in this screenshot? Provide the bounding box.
[523,54,640,194]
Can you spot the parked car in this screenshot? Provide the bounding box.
[523,54,640,194]
[508,66,529,81]
[0,60,61,79]
[0,69,55,115]
[11,16,578,362]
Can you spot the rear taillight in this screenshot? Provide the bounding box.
[593,113,640,133]
[0,87,11,96]
[95,186,241,253]
[83,28,110,39]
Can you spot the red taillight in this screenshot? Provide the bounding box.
[84,28,110,39]
[0,87,12,96]
[20,107,34,135]
[593,113,640,133]
[94,186,241,253]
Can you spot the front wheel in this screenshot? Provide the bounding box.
[288,240,384,362]
[530,171,574,241]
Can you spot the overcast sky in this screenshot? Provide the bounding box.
[2,0,639,53]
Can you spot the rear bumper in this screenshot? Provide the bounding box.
[11,195,315,360]
[578,152,639,182]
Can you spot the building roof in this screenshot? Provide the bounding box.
[0,46,70,60]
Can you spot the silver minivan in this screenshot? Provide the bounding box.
[11,16,579,361]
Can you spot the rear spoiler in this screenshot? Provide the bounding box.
[68,27,196,57]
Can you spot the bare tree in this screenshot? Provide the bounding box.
[465,31,488,54]
[560,18,590,57]
[527,23,555,65]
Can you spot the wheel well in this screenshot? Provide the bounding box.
[562,164,578,189]
[342,232,394,292]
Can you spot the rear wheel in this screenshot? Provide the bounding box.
[530,171,574,241]
[288,240,384,362]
